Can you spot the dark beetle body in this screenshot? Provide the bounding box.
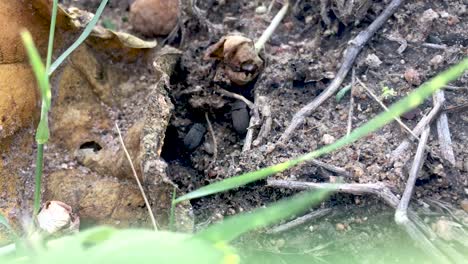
[183,123,206,150]
[231,100,250,135]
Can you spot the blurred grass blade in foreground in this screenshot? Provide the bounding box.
[195,187,332,243]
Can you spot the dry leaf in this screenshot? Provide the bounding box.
[205,35,263,85]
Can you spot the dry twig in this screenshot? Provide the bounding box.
[267,208,332,234]
[433,91,455,165]
[444,103,468,114]
[267,180,399,206]
[216,88,261,151]
[243,95,261,152]
[310,159,351,178]
[276,0,404,147]
[421,43,447,50]
[253,96,273,147]
[395,127,434,255]
[115,123,158,231]
[267,179,454,262]
[346,68,356,135]
[217,88,255,109]
[390,127,463,262]
[443,85,468,91]
[205,112,218,167]
[391,97,444,161]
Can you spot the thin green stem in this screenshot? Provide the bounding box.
[169,186,177,231]
[33,143,44,216]
[46,0,59,71]
[48,0,109,75]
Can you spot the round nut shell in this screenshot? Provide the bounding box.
[130,0,179,36]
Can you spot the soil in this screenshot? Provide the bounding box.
[55,0,468,262]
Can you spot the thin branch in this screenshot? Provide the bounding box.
[310,159,351,178]
[395,126,430,222]
[267,208,332,234]
[216,88,261,152]
[253,96,273,147]
[391,97,443,161]
[356,78,419,140]
[393,127,450,262]
[205,112,218,167]
[217,88,255,109]
[346,68,356,135]
[267,180,400,206]
[243,95,261,152]
[433,91,455,165]
[115,123,158,231]
[443,85,468,91]
[267,179,452,262]
[444,103,468,114]
[421,43,447,50]
[276,0,404,146]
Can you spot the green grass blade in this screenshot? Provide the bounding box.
[169,186,176,231]
[33,143,45,216]
[195,188,332,243]
[20,31,51,111]
[335,84,351,102]
[175,58,468,203]
[48,0,108,75]
[46,0,59,71]
[21,31,51,145]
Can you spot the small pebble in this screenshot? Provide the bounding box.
[460,199,468,212]
[354,197,361,205]
[430,55,444,66]
[433,219,455,241]
[336,223,346,231]
[365,54,382,69]
[404,68,422,86]
[321,134,335,145]
[276,239,285,248]
[255,5,267,14]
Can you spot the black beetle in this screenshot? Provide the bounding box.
[183,123,206,150]
[231,100,250,135]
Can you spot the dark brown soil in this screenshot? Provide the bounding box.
[59,0,468,262]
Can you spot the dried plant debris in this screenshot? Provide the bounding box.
[204,35,264,85]
[330,0,373,26]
